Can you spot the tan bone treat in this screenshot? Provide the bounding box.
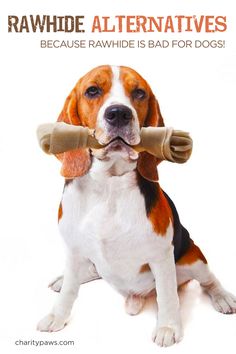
[37,122,101,154]
[37,122,192,163]
[133,127,193,163]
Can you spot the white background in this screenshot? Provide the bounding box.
[1,0,236,353]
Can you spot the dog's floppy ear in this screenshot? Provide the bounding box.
[56,87,91,178]
[144,92,164,128]
[137,92,165,182]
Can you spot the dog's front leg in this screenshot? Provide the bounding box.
[150,246,183,347]
[37,252,88,332]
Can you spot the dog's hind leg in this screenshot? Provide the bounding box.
[125,294,146,315]
[176,240,236,314]
[49,264,101,293]
[49,275,64,292]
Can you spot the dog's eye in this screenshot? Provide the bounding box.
[132,88,146,100]
[85,86,102,98]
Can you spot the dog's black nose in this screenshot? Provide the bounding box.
[104,105,132,127]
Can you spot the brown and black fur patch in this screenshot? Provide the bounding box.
[137,171,192,262]
[136,171,158,214]
[136,172,172,236]
[176,240,207,265]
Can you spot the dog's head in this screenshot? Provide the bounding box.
[57,65,164,181]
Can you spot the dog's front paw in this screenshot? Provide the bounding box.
[152,323,183,347]
[37,313,67,332]
[211,291,236,314]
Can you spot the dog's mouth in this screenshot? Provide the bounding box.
[103,136,138,160]
[106,136,131,147]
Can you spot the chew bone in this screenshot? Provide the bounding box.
[37,122,192,163]
[37,122,101,154]
[134,127,192,163]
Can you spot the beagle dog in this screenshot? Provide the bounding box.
[37,65,236,347]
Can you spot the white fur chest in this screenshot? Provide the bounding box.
[59,162,172,295]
